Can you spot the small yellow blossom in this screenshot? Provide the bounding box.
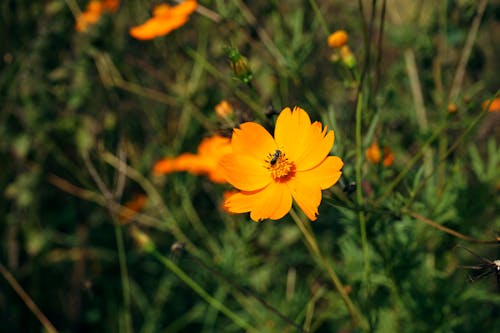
[366,142,394,167]
[118,194,147,224]
[215,100,233,118]
[327,30,348,48]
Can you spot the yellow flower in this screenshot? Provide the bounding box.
[153,135,231,183]
[215,100,233,118]
[75,0,120,32]
[129,1,197,40]
[482,97,500,112]
[366,142,394,167]
[366,142,381,164]
[118,194,147,224]
[382,146,394,167]
[219,107,343,221]
[327,30,348,48]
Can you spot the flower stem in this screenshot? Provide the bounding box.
[149,249,259,333]
[113,222,133,333]
[355,91,371,290]
[290,210,365,330]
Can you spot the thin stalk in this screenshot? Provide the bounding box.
[113,222,133,333]
[0,263,59,333]
[404,89,500,208]
[101,151,201,257]
[290,210,365,330]
[308,0,329,37]
[150,250,259,333]
[448,0,488,103]
[355,91,370,288]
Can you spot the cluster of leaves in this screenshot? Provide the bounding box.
[0,0,499,332]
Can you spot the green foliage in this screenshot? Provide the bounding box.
[1,0,499,332]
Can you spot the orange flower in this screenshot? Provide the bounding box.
[102,0,120,12]
[219,107,343,221]
[327,30,348,48]
[382,146,394,167]
[215,100,233,118]
[118,194,147,224]
[482,97,500,112]
[75,0,120,32]
[366,142,394,166]
[129,1,197,40]
[365,142,381,164]
[153,135,231,183]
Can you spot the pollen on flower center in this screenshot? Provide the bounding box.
[266,150,295,181]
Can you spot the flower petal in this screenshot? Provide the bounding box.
[274,107,313,162]
[223,183,292,221]
[219,153,271,191]
[231,122,277,159]
[287,176,322,221]
[294,122,334,170]
[297,156,343,190]
[171,0,198,17]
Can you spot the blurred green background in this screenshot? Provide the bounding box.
[1,0,499,332]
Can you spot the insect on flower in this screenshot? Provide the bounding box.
[219,106,343,221]
[456,245,500,287]
[269,149,282,166]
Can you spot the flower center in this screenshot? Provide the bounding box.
[266,150,295,181]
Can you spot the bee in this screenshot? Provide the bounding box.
[456,245,500,287]
[269,149,282,166]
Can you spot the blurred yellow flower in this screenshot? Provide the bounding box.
[366,142,381,164]
[447,103,458,113]
[153,134,231,183]
[75,0,120,32]
[129,1,197,40]
[219,107,343,221]
[366,142,394,167]
[118,194,147,224]
[215,100,233,118]
[327,30,348,48]
[482,97,500,112]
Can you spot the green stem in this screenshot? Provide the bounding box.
[355,91,370,287]
[290,210,365,330]
[150,250,258,333]
[308,0,329,36]
[113,222,133,333]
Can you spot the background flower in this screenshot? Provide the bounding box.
[154,135,231,183]
[129,0,197,40]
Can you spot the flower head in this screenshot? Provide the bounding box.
[328,30,348,48]
[215,100,233,118]
[118,194,147,224]
[482,97,500,112]
[219,107,343,221]
[366,142,394,167]
[129,0,197,40]
[75,0,120,32]
[153,134,231,183]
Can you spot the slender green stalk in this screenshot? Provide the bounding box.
[0,263,59,333]
[150,250,259,333]
[113,222,133,333]
[404,89,500,209]
[354,91,370,288]
[290,210,365,330]
[308,0,329,36]
[101,151,202,258]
